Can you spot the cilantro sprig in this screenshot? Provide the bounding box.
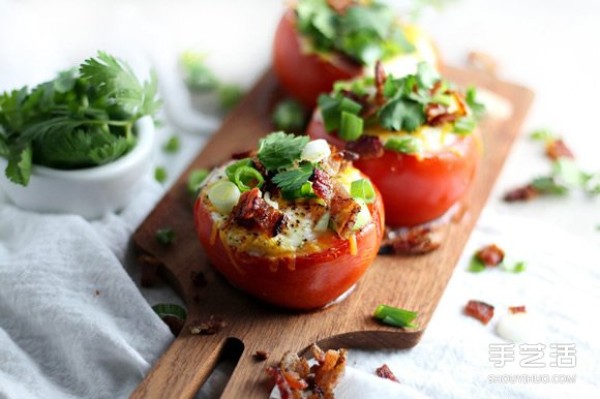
[295,0,415,65]
[0,51,160,186]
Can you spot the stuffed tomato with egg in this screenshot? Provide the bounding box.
[273,0,440,107]
[307,62,484,227]
[194,132,384,310]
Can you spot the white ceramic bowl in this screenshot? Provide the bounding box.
[0,116,155,219]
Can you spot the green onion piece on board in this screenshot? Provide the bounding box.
[373,304,418,328]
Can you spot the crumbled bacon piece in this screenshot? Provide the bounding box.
[319,145,351,176]
[267,345,347,399]
[374,60,387,106]
[509,305,527,314]
[311,168,334,202]
[428,110,459,126]
[503,184,539,202]
[231,187,285,237]
[464,300,495,325]
[254,350,269,361]
[545,139,574,160]
[345,135,384,159]
[383,226,442,255]
[329,185,361,238]
[189,315,226,335]
[476,244,505,266]
[425,103,447,125]
[375,364,399,383]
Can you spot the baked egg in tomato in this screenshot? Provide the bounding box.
[194,132,384,310]
[307,62,484,227]
[273,0,441,107]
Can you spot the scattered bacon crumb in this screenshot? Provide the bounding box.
[464,300,495,325]
[345,135,384,159]
[190,270,207,288]
[266,344,347,399]
[253,350,269,361]
[137,254,162,288]
[503,184,539,202]
[509,305,527,314]
[375,364,399,383]
[476,244,505,266]
[231,187,286,237]
[162,315,184,336]
[382,225,442,255]
[189,316,227,335]
[545,139,574,161]
[311,168,334,202]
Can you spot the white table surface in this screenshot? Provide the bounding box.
[1,0,599,398]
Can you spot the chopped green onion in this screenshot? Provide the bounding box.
[384,136,423,154]
[465,86,486,118]
[468,256,486,273]
[529,129,556,142]
[374,304,418,328]
[339,111,364,141]
[152,303,187,320]
[319,94,342,132]
[453,117,477,134]
[530,176,568,195]
[155,166,167,183]
[225,159,264,191]
[350,179,375,203]
[301,139,331,163]
[339,97,362,115]
[218,84,244,110]
[208,180,241,214]
[156,228,175,245]
[187,168,210,195]
[272,98,307,132]
[503,261,527,274]
[162,135,180,153]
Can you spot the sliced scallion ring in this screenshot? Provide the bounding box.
[208,180,241,214]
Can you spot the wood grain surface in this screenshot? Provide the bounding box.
[130,66,533,399]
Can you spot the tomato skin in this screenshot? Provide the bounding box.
[307,115,480,227]
[193,184,385,310]
[272,11,362,108]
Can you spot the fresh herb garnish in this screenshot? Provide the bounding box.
[257,132,309,171]
[0,51,160,186]
[217,84,244,110]
[373,304,418,328]
[155,227,175,245]
[295,0,415,65]
[272,98,308,132]
[272,162,314,193]
[154,166,167,183]
[187,168,210,195]
[162,135,180,153]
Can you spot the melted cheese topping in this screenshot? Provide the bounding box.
[199,162,371,258]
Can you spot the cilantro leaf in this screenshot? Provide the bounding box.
[378,99,424,132]
[257,132,309,171]
[272,163,314,193]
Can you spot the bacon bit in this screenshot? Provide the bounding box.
[311,168,334,202]
[464,300,495,325]
[190,270,207,288]
[546,139,575,161]
[428,111,459,126]
[253,350,269,361]
[476,244,505,267]
[425,103,447,125]
[503,184,539,202]
[189,315,227,335]
[374,60,387,106]
[509,305,527,314]
[231,187,286,237]
[137,254,162,287]
[467,51,498,76]
[375,364,399,383]
[330,185,362,238]
[383,225,442,255]
[345,135,384,159]
[266,345,347,399]
[319,145,351,175]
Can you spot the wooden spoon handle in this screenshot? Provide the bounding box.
[131,333,226,399]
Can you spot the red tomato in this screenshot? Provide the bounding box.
[307,115,480,227]
[193,182,385,310]
[272,11,362,108]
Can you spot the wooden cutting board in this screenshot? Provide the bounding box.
[130,66,533,399]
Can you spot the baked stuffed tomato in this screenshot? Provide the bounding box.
[194,132,384,310]
[273,0,440,107]
[307,62,484,227]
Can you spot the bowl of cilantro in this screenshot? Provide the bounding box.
[0,52,160,219]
